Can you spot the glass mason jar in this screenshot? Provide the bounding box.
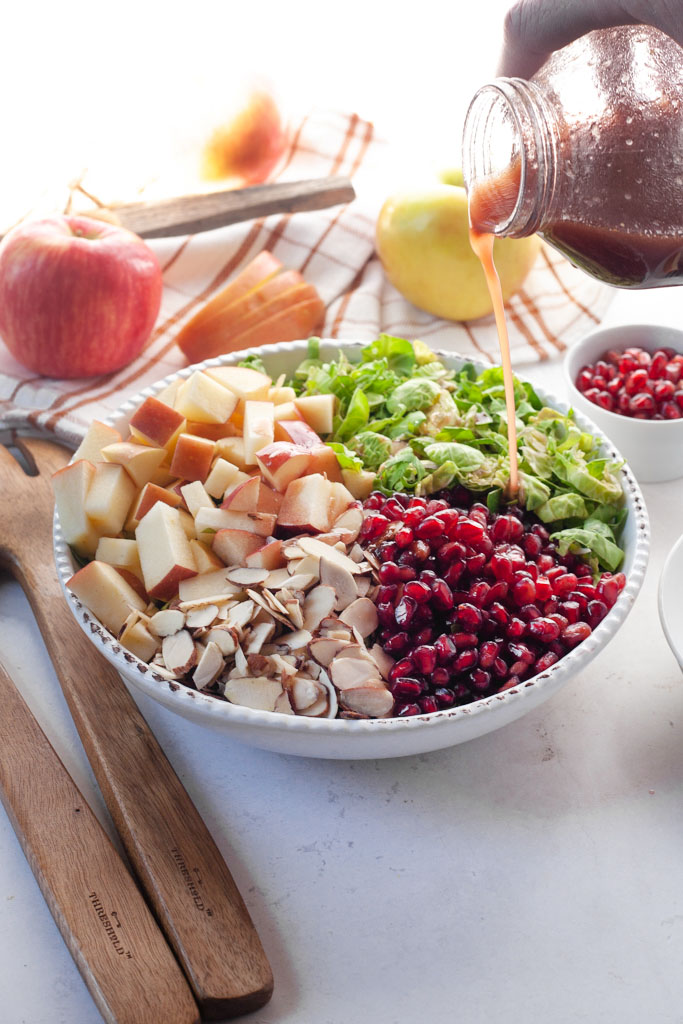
[462,25,683,287]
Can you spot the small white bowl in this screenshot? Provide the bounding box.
[659,533,683,672]
[54,340,650,760]
[564,324,683,483]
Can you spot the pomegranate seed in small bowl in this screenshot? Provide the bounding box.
[564,324,683,482]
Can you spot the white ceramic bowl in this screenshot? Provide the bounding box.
[54,340,650,759]
[564,323,683,483]
[658,533,683,672]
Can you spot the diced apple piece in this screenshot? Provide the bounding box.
[329,481,355,522]
[135,502,198,601]
[255,442,311,493]
[154,379,183,408]
[245,539,285,570]
[178,568,240,602]
[220,470,252,502]
[128,396,185,450]
[214,436,249,470]
[242,401,274,465]
[126,481,183,530]
[277,474,333,534]
[269,386,297,404]
[116,569,150,603]
[84,462,137,536]
[169,433,215,483]
[342,468,376,500]
[52,459,99,558]
[293,394,335,434]
[119,618,160,662]
[272,402,304,425]
[273,419,322,447]
[67,560,146,634]
[220,475,261,512]
[180,480,215,517]
[184,420,240,441]
[177,508,197,540]
[205,365,271,403]
[174,370,238,424]
[308,445,344,483]
[212,528,265,566]
[195,506,276,538]
[95,537,143,580]
[101,441,167,489]
[189,539,224,572]
[204,457,242,499]
[72,421,122,464]
[257,484,282,515]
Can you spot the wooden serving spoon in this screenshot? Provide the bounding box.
[0,658,200,1024]
[0,437,274,1020]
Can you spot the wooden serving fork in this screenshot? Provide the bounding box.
[0,437,274,1020]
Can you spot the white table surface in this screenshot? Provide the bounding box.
[4,4,683,1022]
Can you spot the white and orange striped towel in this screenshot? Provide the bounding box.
[0,107,613,447]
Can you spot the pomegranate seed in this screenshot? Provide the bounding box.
[384,632,410,654]
[552,573,578,598]
[379,561,401,584]
[454,519,486,543]
[563,622,592,647]
[377,584,398,604]
[576,369,594,391]
[492,657,508,679]
[434,634,457,663]
[395,596,417,626]
[453,649,478,673]
[416,516,444,540]
[535,652,559,672]
[419,696,439,714]
[491,515,524,542]
[395,526,414,548]
[468,581,491,606]
[629,392,656,415]
[412,645,437,674]
[377,602,396,627]
[507,641,535,664]
[559,601,580,624]
[434,687,456,707]
[361,512,389,540]
[392,678,423,698]
[489,602,510,626]
[389,657,415,682]
[650,350,669,377]
[431,579,454,609]
[506,617,526,638]
[535,576,553,601]
[414,627,434,646]
[662,402,681,418]
[512,576,536,604]
[587,599,608,627]
[453,632,478,649]
[469,668,491,692]
[378,541,398,562]
[396,703,421,717]
[404,505,426,527]
[383,496,406,520]
[522,533,543,558]
[490,553,514,582]
[398,565,417,582]
[404,580,432,604]
[455,603,482,630]
[431,667,452,687]
[526,617,561,642]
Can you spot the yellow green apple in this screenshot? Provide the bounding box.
[375,180,541,321]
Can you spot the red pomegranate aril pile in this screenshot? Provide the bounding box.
[359,488,626,716]
[576,345,683,419]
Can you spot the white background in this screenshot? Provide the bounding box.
[3,2,683,1023]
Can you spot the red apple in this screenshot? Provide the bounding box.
[0,215,162,378]
[200,87,287,186]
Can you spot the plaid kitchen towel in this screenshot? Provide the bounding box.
[0,107,613,447]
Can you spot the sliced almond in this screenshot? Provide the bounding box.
[247,653,272,676]
[291,676,322,712]
[274,691,295,715]
[297,536,364,575]
[289,554,319,577]
[226,567,269,586]
[317,670,339,719]
[355,577,372,597]
[192,641,224,689]
[178,593,236,611]
[263,568,292,589]
[349,544,366,563]
[332,505,363,541]
[319,555,358,611]
[225,599,257,631]
[368,644,395,681]
[185,604,220,630]
[333,643,375,663]
[149,608,186,637]
[298,693,329,717]
[308,637,353,666]
[302,584,337,631]
[206,625,238,656]
[245,621,275,654]
[278,628,313,650]
[340,685,394,718]
[269,653,299,677]
[161,629,197,676]
[283,598,304,630]
[224,676,284,712]
[247,588,291,627]
[329,656,382,692]
[339,598,379,639]
[280,573,318,592]
[283,544,305,561]
[234,645,248,675]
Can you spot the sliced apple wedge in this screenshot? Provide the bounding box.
[173,370,238,424]
[255,442,311,492]
[293,394,335,434]
[128,396,185,450]
[135,502,198,601]
[213,295,325,354]
[169,433,215,483]
[176,251,284,362]
[212,528,264,566]
[84,462,137,536]
[100,441,167,489]
[52,459,100,558]
[67,559,147,634]
[72,420,122,464]
[242,400,274,465]
[277,474,333,534]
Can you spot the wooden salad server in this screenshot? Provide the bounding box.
[0,658,200,1024]
[0,437,274,1020]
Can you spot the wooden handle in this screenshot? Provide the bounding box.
[111,176,355,238]
[1,439,274,1020]
[0,660,199,1024]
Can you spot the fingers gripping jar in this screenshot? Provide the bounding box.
[462,25,683,287]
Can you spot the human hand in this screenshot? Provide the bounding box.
[497,0,683,79]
